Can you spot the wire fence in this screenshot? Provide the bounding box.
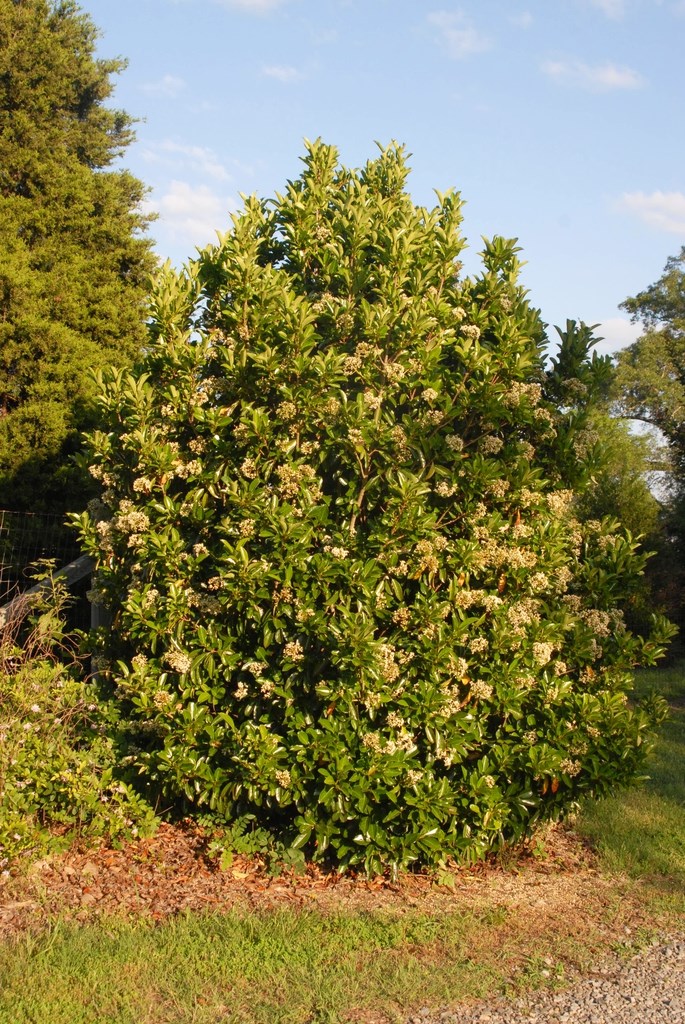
[0,510,81,605]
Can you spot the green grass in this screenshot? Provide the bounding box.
[577,660,685,907]
[0,907,508,1024]
[2,663,684,1024]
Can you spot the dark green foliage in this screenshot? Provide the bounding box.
[0,0,156,514]
[0,578,157,865]
[75,142,673,874]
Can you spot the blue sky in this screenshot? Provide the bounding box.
[85,0,685,357]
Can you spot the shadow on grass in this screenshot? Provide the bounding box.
[577,661,685,908]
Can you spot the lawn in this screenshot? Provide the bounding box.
[0,662,683,1024]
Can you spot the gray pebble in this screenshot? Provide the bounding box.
[401,935,685,1024]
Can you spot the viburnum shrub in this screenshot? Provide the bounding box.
[74,142,673,875]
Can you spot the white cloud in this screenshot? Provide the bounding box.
[262,64,303,82]
[142,141,232,182]
[144,181,237,247]
[592,318,641,357]
[619,191,685,234]
[140,74,186,99]
[588,0,626,18]
[427,10,492,59]
[541,59,644,90]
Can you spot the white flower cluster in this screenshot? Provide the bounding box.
[580,608,612,637]
[532,642,555,666]
[173,459,202,479]
[384,361,406,383]
[164,650,192,674]
[479,435,503,455]
[363,390,383,410]
[132,476,154,494]
[546,490,574,517]
[422,409,444,426]
[324,544,349,559]
[114,500,150,535]
[517,441,536,461]
[453,588,485,610]
[276,462,316,499]
[321,396,341,420]
[473,539,538,571]
[390,425,410,456]
[392,607,411,628]
[283,640,304,662]
[445,434,464,452]
[529,572,550,593]
[377,643,400,683]
[469,637,489,655]
[362,730,414,756]
[278,400,298,421]
[572,429,599,458]
[141,588,160,608]
[469,679,493,701]
[553,566,573,593]
[461,324,481,341]
[342,354,362,374]
[564,378,588,399]
[502,381,542,408]
[487,479,510,499]
[533,407,557,434]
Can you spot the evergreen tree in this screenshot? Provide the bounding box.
[0,0,156,514]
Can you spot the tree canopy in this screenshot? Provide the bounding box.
[612,248,685,629]
[614,247,685,478]
[0,0,156,514]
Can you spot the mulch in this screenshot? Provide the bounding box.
[0,820,639,944]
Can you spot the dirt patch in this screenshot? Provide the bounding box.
[0,820,656,959]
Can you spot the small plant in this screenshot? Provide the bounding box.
[205,814,307,875]
[75,140,673,875]
[0,575,157,868]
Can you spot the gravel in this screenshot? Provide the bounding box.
[404,934,685,1024]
